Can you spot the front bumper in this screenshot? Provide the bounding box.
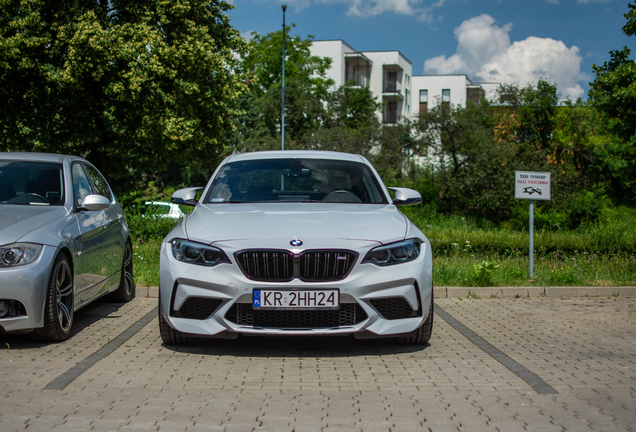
[159,238,433,338]
[0,246,56,332]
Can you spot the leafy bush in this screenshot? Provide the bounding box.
[568,189,611,227]
[125,212,178,242]
[466,261,500,287]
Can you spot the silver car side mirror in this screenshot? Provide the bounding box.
[388,187,422,207]
[80,194,111,211]
[171,187,203,207]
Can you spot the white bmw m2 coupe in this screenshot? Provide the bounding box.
[159,151,433,345]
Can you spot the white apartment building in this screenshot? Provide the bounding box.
[412,75,502,117]
[310,40,413,124]
[310,40,501,123]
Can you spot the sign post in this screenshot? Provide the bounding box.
[515,171,551,278]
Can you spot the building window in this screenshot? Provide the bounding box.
[385,72,398,92]
[384,102,398,124]
[419,90,428,115]
[442,89,451,114]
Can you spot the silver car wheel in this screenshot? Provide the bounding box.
[31,253,74,342]
[55,259,73,333]
[123,242,133,296]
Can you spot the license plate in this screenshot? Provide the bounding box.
[253,289,339,310]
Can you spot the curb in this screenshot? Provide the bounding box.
[136,286,636,299]
[136,286,159,299]
[434,286,636,298]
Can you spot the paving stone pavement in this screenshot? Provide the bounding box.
[0,296,635,431]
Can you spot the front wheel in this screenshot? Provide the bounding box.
[158,295,194,345]
[31,253,74,342]
[395,294,434,345]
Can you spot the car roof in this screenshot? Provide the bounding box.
[224,150,366,164]
[0,152,85,164]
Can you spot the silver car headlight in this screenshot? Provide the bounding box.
[171,239,230,266]
[0,243,43,268]
[362,239,421,266]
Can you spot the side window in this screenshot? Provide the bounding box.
[83,164,113,201]
[72,163,92,208]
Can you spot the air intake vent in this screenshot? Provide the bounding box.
[234,250,294,282]
[298,251,357,281]
[370,297,421,320]
[172,297,223,320]
[235,249,358,282]
[0,299,27,318]
[225,303,367,328]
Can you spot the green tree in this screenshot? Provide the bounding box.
[622,2,636,35]
[416,100,519,219]
[298,84,381,157]
[588,2,636,202]
[0,0,247,189]
[237,25,333,146]
[589,47,636,141]
[498,80,560,169]
[324,83,381,129]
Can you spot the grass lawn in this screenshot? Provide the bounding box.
[130,206,636,288]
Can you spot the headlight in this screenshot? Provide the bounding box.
[171,239,230,267]
[362,239,421,266]
[0,243,43,268]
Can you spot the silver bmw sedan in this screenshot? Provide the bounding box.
[0,153,134,341]
[159,150,433,345]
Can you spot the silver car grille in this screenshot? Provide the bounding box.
[234,249,358,282]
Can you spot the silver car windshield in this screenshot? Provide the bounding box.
[203,159,388,204]
[0,161,65,206]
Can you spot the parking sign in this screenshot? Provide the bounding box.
[515,171,551,200]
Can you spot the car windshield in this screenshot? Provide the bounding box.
[0,161,65,206]
[203,158,388,204]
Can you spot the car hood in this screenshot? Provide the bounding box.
[0,205,68,245]
[184,203,408,245]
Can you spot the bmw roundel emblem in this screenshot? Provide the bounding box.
[290,239,303,247]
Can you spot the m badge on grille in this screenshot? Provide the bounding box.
[290,239,303,247]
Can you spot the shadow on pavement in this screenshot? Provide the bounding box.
[0,300,129,349]
[161,334,431,357]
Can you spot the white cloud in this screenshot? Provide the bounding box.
[424,14,587,99]
[247,0,445,20]
[314,0,446,21]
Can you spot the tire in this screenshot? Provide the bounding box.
[395,294,434,345]
[31,253,74,342]
[108,240,135,302]
[158,295,194,345]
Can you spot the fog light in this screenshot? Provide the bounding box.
[0,301,8,317]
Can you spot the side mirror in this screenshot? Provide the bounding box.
[388,187,422,207]
[80,194,111,211]
[171,187,203,207]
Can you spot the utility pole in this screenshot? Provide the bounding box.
[281,5,287,150]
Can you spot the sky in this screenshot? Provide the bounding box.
[226,0,635,100]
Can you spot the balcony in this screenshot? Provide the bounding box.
[382,65,403,98]
[345,53,372,88]
[383,110,398,124]
[346,71,370,88]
